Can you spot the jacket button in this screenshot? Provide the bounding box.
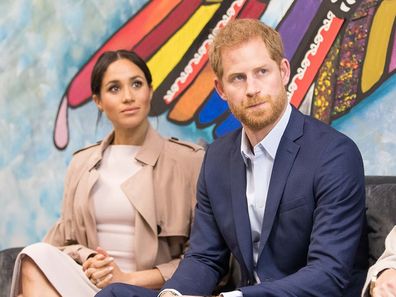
[157,225,162,234]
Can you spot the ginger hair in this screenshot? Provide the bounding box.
[208,18,285,78]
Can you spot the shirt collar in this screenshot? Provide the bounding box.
[241,104,292,165]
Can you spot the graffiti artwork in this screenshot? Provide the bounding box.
[54,0,395,147]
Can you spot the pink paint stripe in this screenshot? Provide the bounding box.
[389,33,396,72]
[54,96,69,149]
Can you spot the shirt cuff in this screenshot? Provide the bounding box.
[220,290,243,297]
[157,288,182,297]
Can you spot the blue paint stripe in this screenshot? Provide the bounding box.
[198,90,229,125]
[214,113,241,137]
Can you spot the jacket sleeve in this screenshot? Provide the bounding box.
[361,226,396,296]
[42,158,96,265]
[155,149,205,281]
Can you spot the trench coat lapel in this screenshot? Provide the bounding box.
[121,125,164,270]
[80,133,114,248]
[230,132,254,279]
[121,167,158,270]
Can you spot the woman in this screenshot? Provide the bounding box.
[10,50,204,297]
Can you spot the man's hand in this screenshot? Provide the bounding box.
[372,268,396,297]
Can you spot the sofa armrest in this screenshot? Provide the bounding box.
[365,176,396,266]
[0,247,23,297]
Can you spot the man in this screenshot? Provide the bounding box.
[97,18,367,297]
[362,226,396,297]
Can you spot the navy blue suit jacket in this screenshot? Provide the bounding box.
[164,107,368,296]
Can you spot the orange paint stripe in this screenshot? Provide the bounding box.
[169,63,215,122]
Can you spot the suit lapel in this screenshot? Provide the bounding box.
[258,108,303,256]
[230,132,254,278]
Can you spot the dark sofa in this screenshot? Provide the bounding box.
[1,176,396,297]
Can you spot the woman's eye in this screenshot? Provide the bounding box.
[132,80,143,88]
[109,85,120,93]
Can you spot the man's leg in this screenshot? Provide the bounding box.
[96,283,158,297]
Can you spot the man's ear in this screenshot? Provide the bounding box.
[214,78,227,101]
[280,58,291,86]
[92,94,103,111]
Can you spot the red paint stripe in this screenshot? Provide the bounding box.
[134,0,202,60]
[290,16,344,107]
[67,0,181,107]
[239,0,267,18]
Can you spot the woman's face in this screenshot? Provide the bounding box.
[94,58,153,132]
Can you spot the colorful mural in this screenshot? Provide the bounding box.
[1,0,395,249]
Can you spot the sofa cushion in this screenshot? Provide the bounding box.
[365,176,396,266]
[0,247,22,297]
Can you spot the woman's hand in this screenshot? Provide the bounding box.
[83,247,165,289]
[81,247,114,288]
[372,268,396,297]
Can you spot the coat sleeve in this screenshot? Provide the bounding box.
[361,226,396,296]
[42,157,96,265]
[155,149,205,281]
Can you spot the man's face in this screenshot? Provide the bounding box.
[215,37,290,132]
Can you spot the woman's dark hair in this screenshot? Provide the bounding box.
[91,50,152,96]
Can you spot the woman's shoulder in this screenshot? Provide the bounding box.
[166,136,204,152]
[163,136,205,157]
[158,136,205,167]
[68,141,102,171]
[72,141,101,158]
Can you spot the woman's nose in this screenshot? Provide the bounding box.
[122,87,134,103]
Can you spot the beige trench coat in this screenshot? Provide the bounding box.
[44,125,204,281]
[362,226,396,296]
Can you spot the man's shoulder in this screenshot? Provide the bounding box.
[298,110,352,142]
[208,128,242,151]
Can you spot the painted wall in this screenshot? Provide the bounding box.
[1,0,395,249]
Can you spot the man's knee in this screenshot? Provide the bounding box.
[96,283,157,297]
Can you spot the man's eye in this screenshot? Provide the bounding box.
[258,68,267,75]
[232,74,245,82]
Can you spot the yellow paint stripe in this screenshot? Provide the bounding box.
[148,3,220,90]
[361,0,396,92]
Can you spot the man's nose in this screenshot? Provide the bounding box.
[246,77,260,97]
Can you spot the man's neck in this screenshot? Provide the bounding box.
[244,126,272,148]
